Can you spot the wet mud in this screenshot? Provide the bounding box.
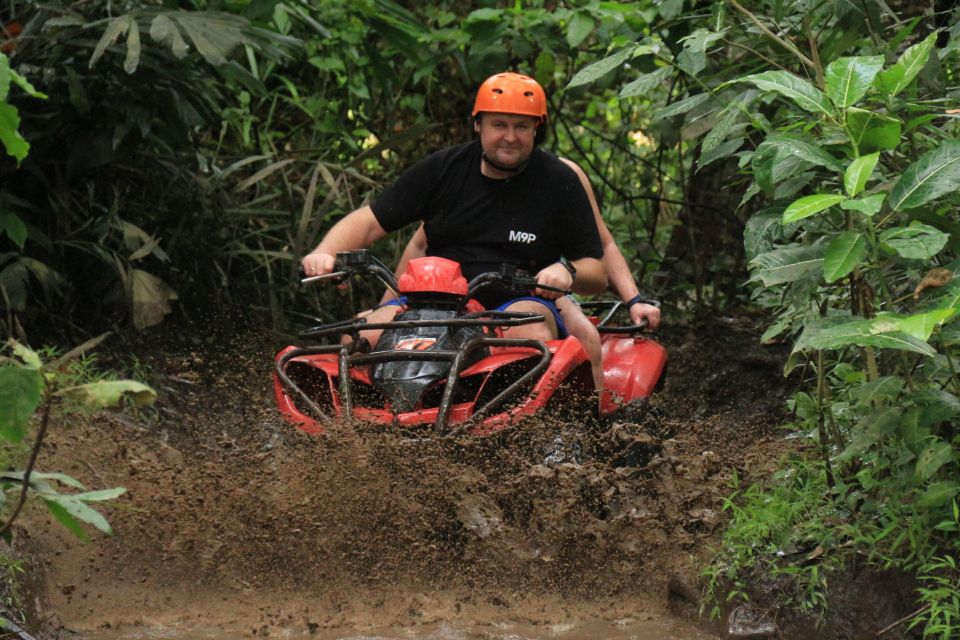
[18,312,793,638]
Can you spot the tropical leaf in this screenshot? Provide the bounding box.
[129,269,178,330]
[879,224,950,260]
[619,67,672,98]
[823,232,867,283]
[916,440,956,481]
[846,108,901,153]
[843,152,880,197]
[783,194,847,223]
[150,14,189,59]
[873,309,955,341]
[739,71,833,117]
[566,11,594,48]
[651,93,714,122]
[795,316,937,355]
[58,380,156,408]
[567,46,636,88]
[917,481,960,508]
[0,366,42,443]
[676,27,727,77]
[874,33,937,97]
[0,103,28,163]
[825,56,884,108]
[89,15,134,69]
[749,244,825,287]
[840,193,885,216]
[889,140,960,211]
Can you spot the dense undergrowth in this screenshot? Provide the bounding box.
[2,0,960,637]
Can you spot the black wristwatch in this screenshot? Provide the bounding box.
[625,294,660,308]
[558,258,577,282]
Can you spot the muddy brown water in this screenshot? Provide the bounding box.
[19,314,790,639]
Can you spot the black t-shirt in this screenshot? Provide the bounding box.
[371,141,603,307]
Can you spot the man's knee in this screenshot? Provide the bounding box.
[501,300,558,341]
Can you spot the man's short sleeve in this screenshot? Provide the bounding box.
[370,152,444,232]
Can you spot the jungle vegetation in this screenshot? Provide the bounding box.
[1,0,958,636]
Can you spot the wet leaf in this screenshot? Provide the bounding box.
[879,223,949,260]
[874,33,937,97]
[739,71,833,117]
[129,269,178,330]
[89,15,133,69]
[916,440,956,481]
[0,366,42,443]
[567,46,636,89]
[917,481,960,508]
[783,194,847,224]
[889,140,960,211]
[825,56,884,108]
[847,108,901,153]
[843,152,880,197]
[749,244,824,287]
[823,232,866,282]
[839,193,885,216]
[58,380,156,408]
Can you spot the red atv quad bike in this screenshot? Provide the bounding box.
[274,251,667,437]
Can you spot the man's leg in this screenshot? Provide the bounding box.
[556,296,604,390]
[351,303,403,348]
[500,299,558,342]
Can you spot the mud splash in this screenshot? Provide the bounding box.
[20,312,791,638]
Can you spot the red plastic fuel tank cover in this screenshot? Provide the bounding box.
[398,256,469,296]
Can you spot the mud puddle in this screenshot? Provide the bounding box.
[19,313,790,639]
[73,615,717,639]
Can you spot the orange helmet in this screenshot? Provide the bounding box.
[472,72,548,122]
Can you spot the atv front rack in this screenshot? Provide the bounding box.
[276,311,552,435]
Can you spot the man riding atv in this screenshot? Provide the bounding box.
[302,72,658,373]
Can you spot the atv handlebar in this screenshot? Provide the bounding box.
[299,251,571,298]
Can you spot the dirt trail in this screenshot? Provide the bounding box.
[20,312,792,638]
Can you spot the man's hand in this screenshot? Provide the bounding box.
[533,262,573,300]
[629,302,660,330]
[302,252,336,277]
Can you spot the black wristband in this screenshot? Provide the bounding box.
[625,294,660,308]
[558,258,577,282]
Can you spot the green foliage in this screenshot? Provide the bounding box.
[0,340,153,540]
[566,0,957,634]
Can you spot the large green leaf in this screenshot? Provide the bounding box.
[565,11,594,48]
[567,46,636,88]
[58,380,156,408]
[879,223,950,260]
[89,15,135,68]
[916,440,956,480]
[619,67,672,98]
[651,93,714,122]
[843,152,880,197]
[749,244,825,287]
[676,27,727,77]
[917,481,960,508]
[798,317,936,355]
[0,366,42,443]
[872,309,956,341]
[43,495,113,535]
[0,103,28,163]
[783,194,847,223]
[739,71,833,117]
[43,500,89,542]
[840,193,885,216]
[874,33,937,97]
[752,135,841,195]
[846,108,901,153]
[889,140,960,211]
[825,56,884,108]
[823,232,867,283]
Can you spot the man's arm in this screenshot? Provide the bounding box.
[302,206,388,276]
[560,159,661,330]
[379,224,428,304]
